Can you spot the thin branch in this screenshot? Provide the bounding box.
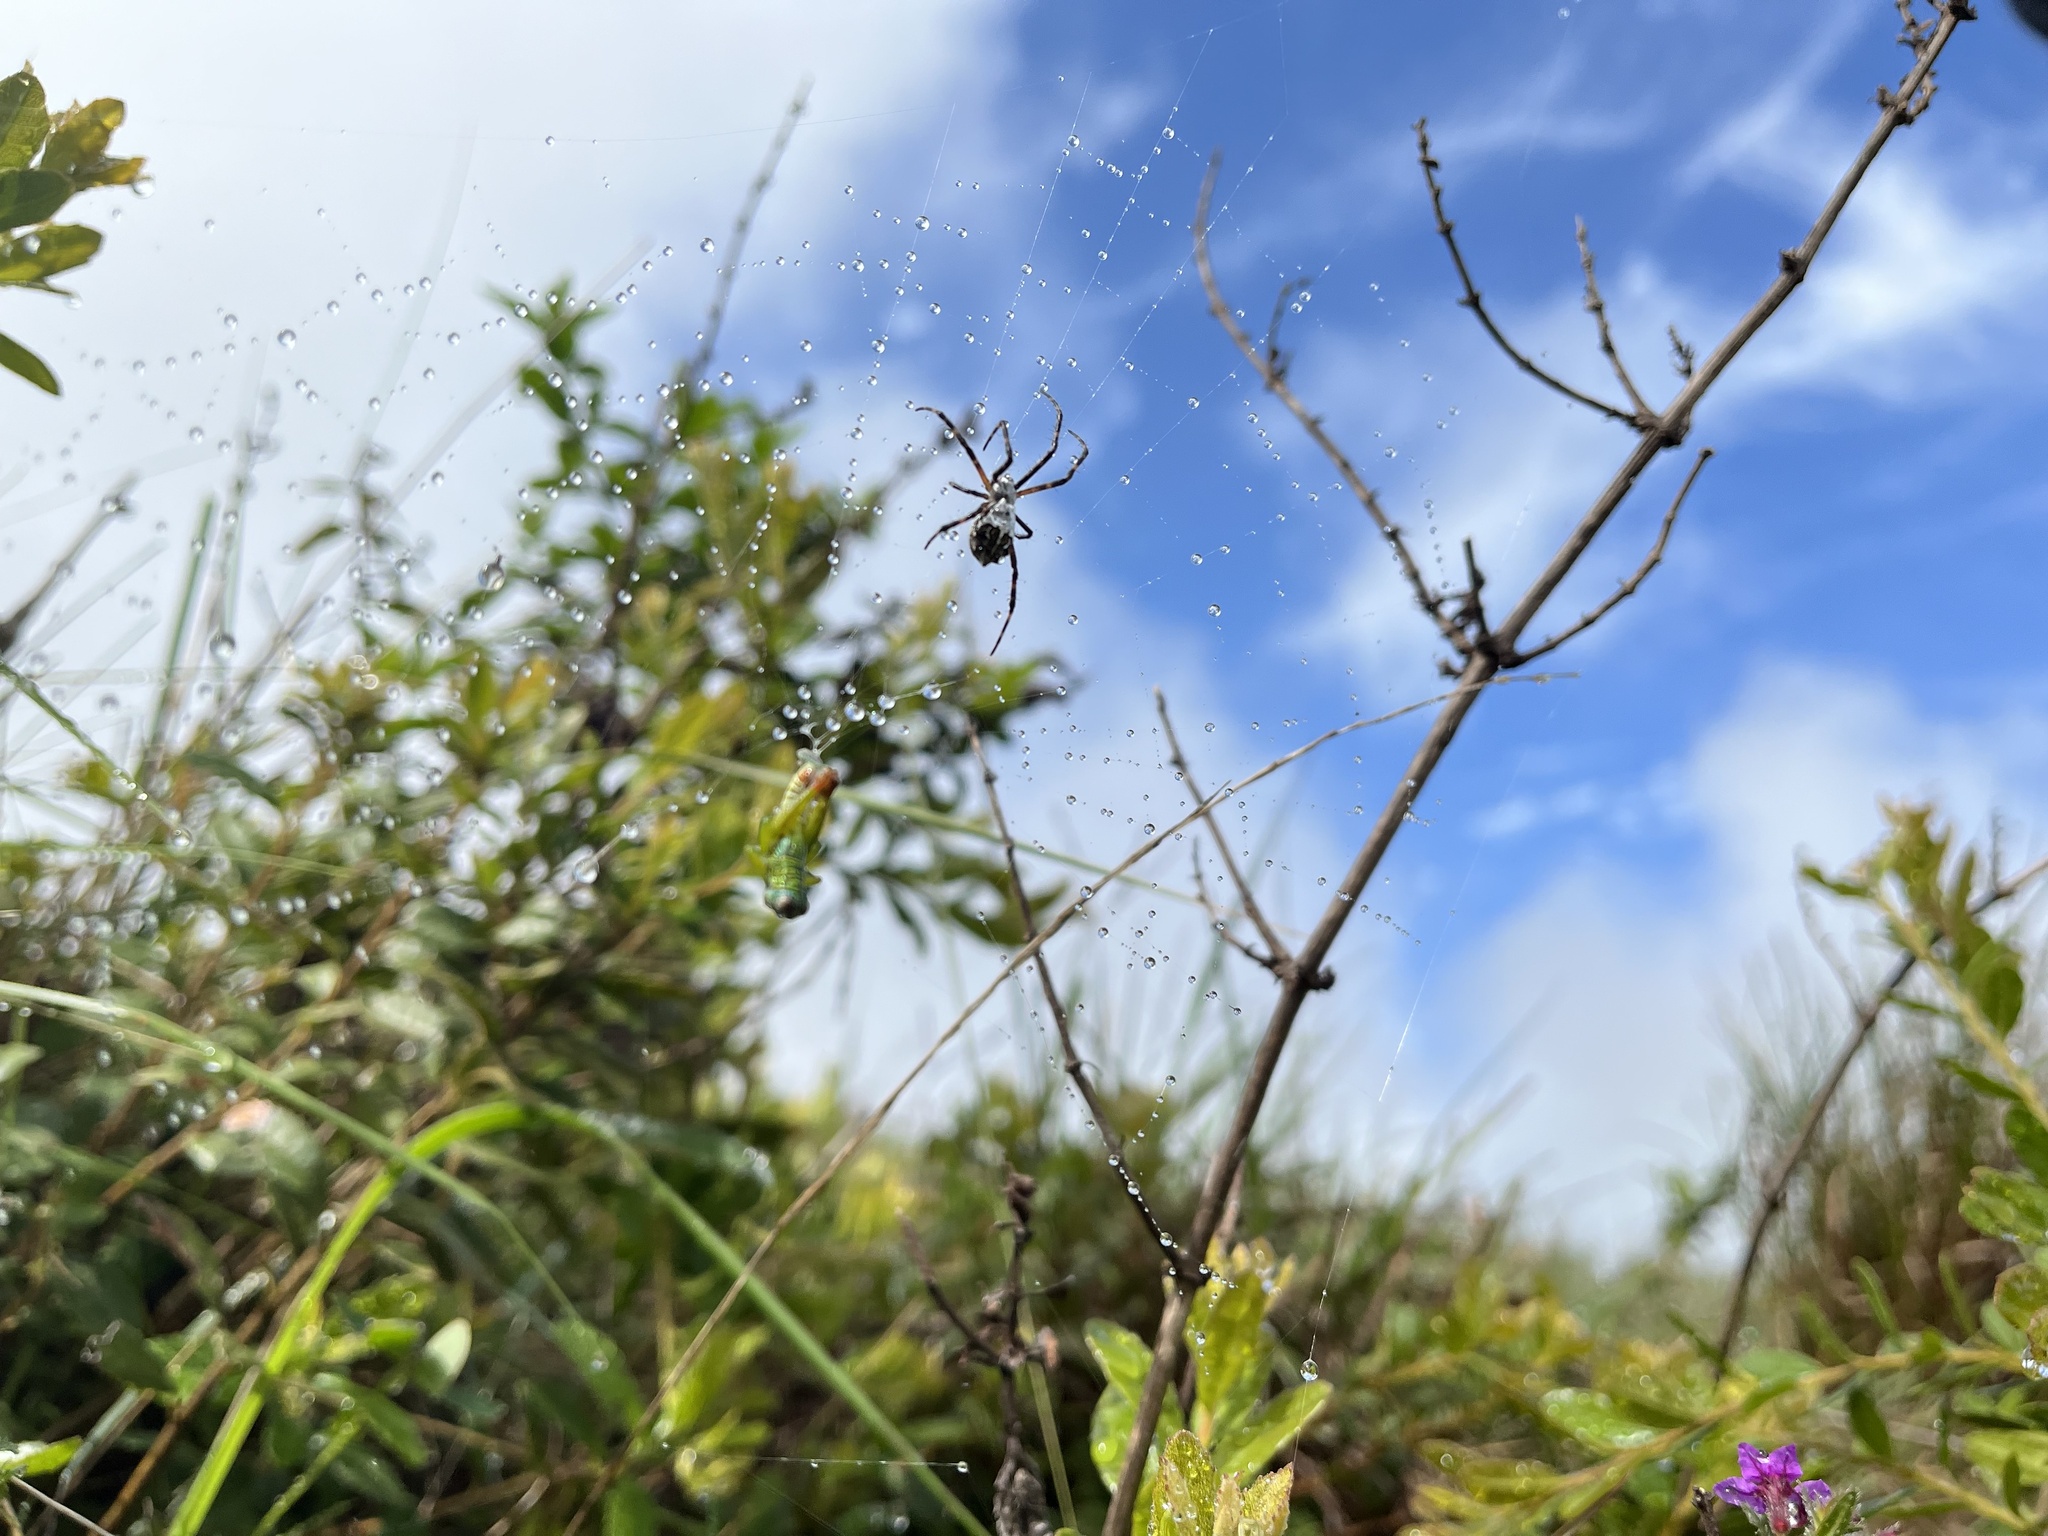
[1102,12,1976,1533]
[6,1482,114,1536]
[1414,120,1637,427]
[969,726,1201,1272]
[1510,448,1713,666]
[1576,218,1656,420]
[1187,839,1287,975]
[900,1215,997,1364]
[686,80,811,388]
[1715,844,2048,1362]
[1192,154,1469,658]
[1153,689,1294,977]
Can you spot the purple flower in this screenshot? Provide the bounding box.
[1714,1443,1832,1535]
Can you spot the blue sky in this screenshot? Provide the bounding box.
[8,0,2048,1250]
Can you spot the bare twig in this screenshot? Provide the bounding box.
[968,725,1199,1272]
[0,480,133,659]
[904,1172,1056,1536]
[1510,448,1713,666]
[1102,12,1975,1533]
[1415,121,1637,427]
[1154,689,1308,986]
[686,80,811,389]
[1192,156,1468,658]
[7,1482,115,1536]
[1576,218,1655,420]
[1714,845,2048,1363]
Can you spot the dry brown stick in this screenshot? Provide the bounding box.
[967,725,1198,1272]
[1509,448,1713,666]
[1192,159,1468,659]
[1184,840,1282,975]
[1714,845,2048,1363]
[1153,689,1295,978]
[1415,121,1637,427]
[1101,12,1974,1533]
[1576,218,1655,421]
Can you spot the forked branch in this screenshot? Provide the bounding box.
[1509,447,1713,666]
[1415,119,1639,428]
[1576,217,1656,421]
[1192,155,1469,659]
[1102,11,1977,1534]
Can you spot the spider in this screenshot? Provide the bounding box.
[917,390,1088,652]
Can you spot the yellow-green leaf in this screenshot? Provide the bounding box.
[1149,1430,1217,1536]
[0,70,47,171]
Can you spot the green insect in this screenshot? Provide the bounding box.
[754,751,839,919]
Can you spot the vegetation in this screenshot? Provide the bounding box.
[10,13,2048,1536]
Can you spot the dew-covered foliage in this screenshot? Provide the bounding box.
[13,13,2048,1536]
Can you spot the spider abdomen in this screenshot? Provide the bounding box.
[969,519,1013,566]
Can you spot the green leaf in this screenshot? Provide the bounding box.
[1209,1381,1331,1480]
[1993,1256,2048,1356]
[1848,1385,1894,1461]
[84,1318,174,1393]
[2007,1106,2048,1184]
[1085,1318,1155,1405]
[1148,1430,1216,1536]
[1967,1430,2048,1490]
[0,222,98,283]
[0,167,72,230]
[39,99,141,188]
[0,71,47,171]
[2007,1452,2025,1514]
[1963,937,2026,1034]
[1961,1166,2048,1247]
[0,1040,42,1083]
[1812,1490,1861,1536]
[1852,1257,1900,1337]
[603,1479,659,1536]
[1186,1260,1274,1442]
[557,1316,643,1428]
[1942,1056,2022,1103]
[1538,1388,1656,1452]
[348,1387,429,1469]
[0,1438,79,1478]
[1236,1465,1294,1536]
[0,329,57,393]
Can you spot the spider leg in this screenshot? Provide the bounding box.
[923,505,988,550]
[990,539,1021,654]
[947,481,985,496]
[1017,429,1088,495]
[916,403,992,490]
[1012,511,1035,541]
[984,420,1015,481]
[1014,390,1066,487]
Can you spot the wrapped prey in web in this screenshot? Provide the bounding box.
[754,750,840,919]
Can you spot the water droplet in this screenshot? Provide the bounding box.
[1190,553,1203,565]
[276,329,296,349]
[1021,262,1033,275]
[222,313,237,330]
[1163,125,1177,139]
[872,338,886,354]
[700,237,715,253]
[915,215,931,231]
[478,554,506,592]
[1067,613,1079,625]
[209,631,236,661]
[921,683,942,700]
[1187,396,1200,408]
[1300,1359,1320,1382]
[929,302,941,315]
[1208,604,1222,617]
[800,338,813,352]
[1068,135,1081,147]
[326,300,340,316]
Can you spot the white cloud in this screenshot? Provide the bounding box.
[1431,658,2048,1255]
